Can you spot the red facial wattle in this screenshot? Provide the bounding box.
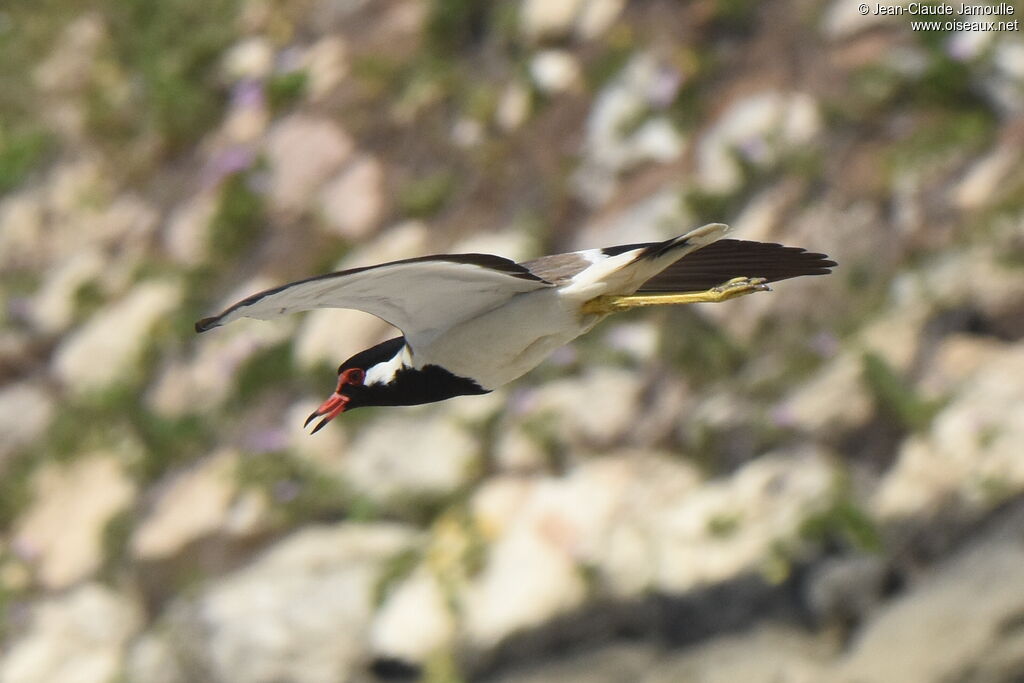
[304,368,366,433]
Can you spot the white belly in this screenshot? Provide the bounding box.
[413,289,601,390]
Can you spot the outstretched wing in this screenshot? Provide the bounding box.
[637,239,835,293]
[195,254,554,345]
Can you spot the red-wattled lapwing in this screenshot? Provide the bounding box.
[196,224,835,433]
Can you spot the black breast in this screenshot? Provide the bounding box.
[349,364,490,409]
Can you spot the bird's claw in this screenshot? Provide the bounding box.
[712,276,771,299]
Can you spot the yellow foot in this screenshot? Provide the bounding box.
[581,277,771,315]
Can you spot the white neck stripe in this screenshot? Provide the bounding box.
[364,344,413,386]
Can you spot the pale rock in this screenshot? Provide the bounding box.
[697,92,821,194]
[571,186,691,253]
[124,632,187,683]
[463,515,587,646]
[346,411,479,503]
[46,156,111,219]
[822,0,899,39]
[0,190,45,269]
[471,455,702,603]
[527,367,646,446]
[264,114,354,212]
[836,510,1024,682]
[149,307,293,418]
[285,400,349,469]
[293,221,429,369]
[857,305,926,373]
[874,345,1024,518]
[627,380,692,449]
[651,449,834,592]
[462,455,709,642]
[222,37,275,81]
[293,308,393,372]
[451,117,485,148]
[83,192,159,253]
[987,52,1024,119]
[519,0,586,41]
[451,229,538,263]
[575,55,687,204]
[443,388,507,425]
[493,423,549,472]
[172,524,415,683]
[946,27,995,61]
[370,568,456,662]
[686,389,754,436]
[731,181,803,243]
[13,454,136,589]
[163,191,219,266]
[520,0,623,41]
[318,154,384,238]
[221,94,269,144]
[575,0,626,39]
[0,583,142,683]
[54,279,182,394]
[775,352,872,433]
[29,248,106,333]
[953,146,1018,209]
[1,558,31,593]
[496,81,531,131]
[602,321,659,361]
[994,40,1024,80]
[301,36,350,101]
[0,383,55,461]
[543,455,700,595]
[918,334,1006,397]
[131,450,245,561]
[891,244,1024,320]
[885,46,931,80]
[630,117,685,161]
[529,50,581,94]
[32,14,105,92]
[472,477,534,539]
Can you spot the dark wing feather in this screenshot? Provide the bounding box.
[638,239,836,293]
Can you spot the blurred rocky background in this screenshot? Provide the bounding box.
[2,0,1024,681]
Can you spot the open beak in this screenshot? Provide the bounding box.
[304,392,350,434]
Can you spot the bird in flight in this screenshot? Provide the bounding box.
[196,224,834,433]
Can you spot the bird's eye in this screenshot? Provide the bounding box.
[343,368,365,385]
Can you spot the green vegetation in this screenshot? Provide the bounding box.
[423,649,464,683]
[661,308,747,386]
[41,383,214,483]
[208,171,267,257]
[707,511,741,538]
[862,352,944,433]
[99,0,241,153]
[267,70,308,112]
[0,126,51,194]
[424,0,488,57]
[885,110,993,175]
[800,478,883,553]
[0,452,40,530]
[398,170,457,218]
[235,450,374,525]
[231,342,295,407]
[99,508,136,575]
[372,546,422,606]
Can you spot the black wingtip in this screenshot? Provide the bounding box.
[194,317,218,333]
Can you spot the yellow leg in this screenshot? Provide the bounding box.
[581,277,771,315]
